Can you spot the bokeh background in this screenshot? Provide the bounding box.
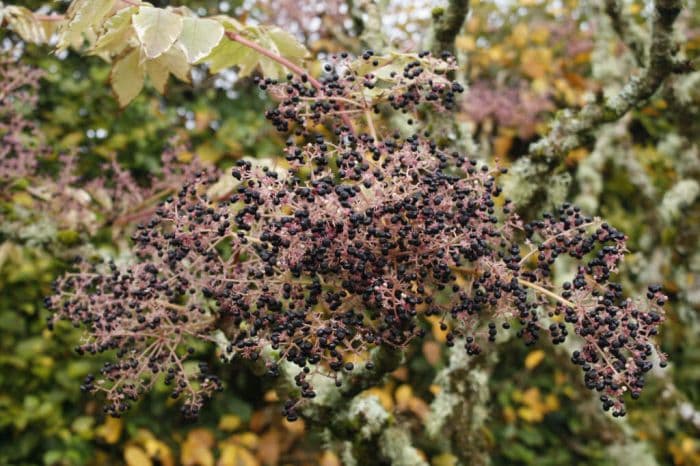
[1,0,699,465]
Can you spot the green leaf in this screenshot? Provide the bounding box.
[90,6,137,57]
[110,48,145,107]
[132,6,183,59]
[202,38,257,75]
[57,0,116,50]
[177,17,225,64]
[267,27,309,62]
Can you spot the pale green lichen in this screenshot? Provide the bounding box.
[673,71,700,105]
[379,426,429,466]
[346,395,390,440]
[426,342,492,465]
[660,179,700,223]
[340,441,358,466]
[606,442,659,466]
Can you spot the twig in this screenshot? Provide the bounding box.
[604,0,647,65]
[529,0,687,161]
[517,277,575,308]
[431,0,471,56]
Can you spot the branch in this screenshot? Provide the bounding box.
[431,0,470,55]
[604,0,647,66]
[529,0,686,161]
[426,341,494,466]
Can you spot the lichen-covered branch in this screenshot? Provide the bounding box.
[431,0,470,55]
[529,0,688,161]
[604,0,647,65]
[263,346,423,465]
[350,0,388,51]
[427,341,494,466]
[340,346,403,398]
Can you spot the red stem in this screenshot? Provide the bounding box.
[225,31,322,89]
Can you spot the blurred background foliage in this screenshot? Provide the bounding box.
[1,0,699,465]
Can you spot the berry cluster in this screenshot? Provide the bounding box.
[48,51,667,419]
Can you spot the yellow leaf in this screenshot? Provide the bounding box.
[422,341,442,366]
[155,46,191,83]
[181,429,215,466]
[395,384,413,410]
[96,416,123,444]
[362,387,394,411]
[319,451,341,466]
[4,5,58,45]
[493,128,515,158]
[517,406,544,423]
[146,58,169,94]
[511,23,528,48]
[257,428,280,465]
[487,45,505,62]
[530,26,550,45]
[226,432,259,450]
[432,453,458,466]
[531,78,549,95]
[503,406,517,424]
[219,415,243,432]
[544,394,560,411]
[524,350,545,370]
[90,6,136,56]
[427,315,449,342]
[57,0,116,50]
[521,387,541,407]
[455,35,476,51]
[110,48,146,108]
[195,142,223,163]
[125,446,153,466]
[12,192,34,208]
[282,418,305,435]
[554,370,568,386]
[392,366,409,381]
[565,148,588,167]
[520,47,552,79]
[408,396,430,420]
[218,443,259,466]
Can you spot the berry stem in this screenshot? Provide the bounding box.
[517,278,574,308]
[519,219,602,266]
